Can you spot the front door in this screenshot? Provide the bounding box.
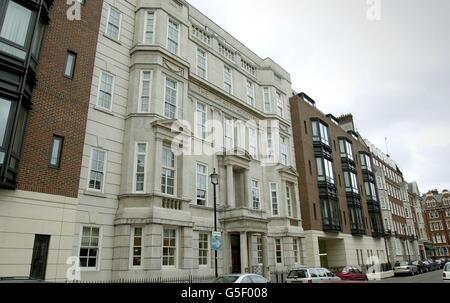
[30,235,50,280]
[230,234,241,274]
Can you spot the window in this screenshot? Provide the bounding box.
[161,148,175,195]
[365,182,377,201]
[267,130,274,162]
[256,236,263,264]
[360,153,373,172]
[343,171,359,193]
[312,120,329,146]
[139,71,152,113]
[79,226,100,269]
[164,78,177,119]
[199,232,209,266]
[275,239,283,264]
[195,102,207,140]
[31,20,44,61]
[224,118,235,150]
[263,87,271,113]
[0,1,32,47]
[316,158,335,184]
[246,80,255,106]
[252,180,260,210]
[167,19,179,55]
[286,185,292,217]
[276,92,284,117]
[106,6,121,40]
[339,139,354,160]
[197,48,207,79]
[134,143,147,193]
[64,51,77,79]
[249,127,258,159]
[280,137,288,165]
[223,66,233,94]
[196,163,207,206]
[143,11,155,44]
[270,183,279,216]
[321,199,341,229]
[88,149,106,191]
[162,228,176,267]
[0,98,12,164]
[130,227,143,268]
[97,72,114,111]
[49,136,64,168]
[293,238,300,263]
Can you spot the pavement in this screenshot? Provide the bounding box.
[369,269,448,283]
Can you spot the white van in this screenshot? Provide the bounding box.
[285,267,341,283]
[443,262,450,281]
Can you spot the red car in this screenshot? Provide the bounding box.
[335,266,368,281]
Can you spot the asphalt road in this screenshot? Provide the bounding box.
[371,269,448,283]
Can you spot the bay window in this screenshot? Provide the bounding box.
[249,127,258,159]
[360,153,373,172]
[195,102,207,140]
[224,118,234,150]
[167,19,179,55]
[276,92,284,117]
[223,66,233,94]
[196,163,207,206]
[130,227,143,268]
[164,78,177,119]
[321,199,341,230]
[252,180,260,210]
[143,11,155,44]
[162,228,177,267]
[316,157,335,184]
[312,120,329,146]
[339,138,354,160]
[263,87,271,113]
[280,137,288,165]
[343,171,359,193]
[365,181,378,201]
[134,143,147,193]
[0,98,12,165]
[0,1,32,59]
[246,80,255,106]
[139,71,152,113]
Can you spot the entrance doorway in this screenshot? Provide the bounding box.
[230,234,241,273]
[319,239,328,268]
[30,235,50,280]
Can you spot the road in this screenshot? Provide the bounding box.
[370,269,447,283]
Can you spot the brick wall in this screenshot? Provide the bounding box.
[16,1,104,198]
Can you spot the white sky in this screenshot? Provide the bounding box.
[188,0,450,193]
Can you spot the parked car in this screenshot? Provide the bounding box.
[211,274,270,283]
[427,259,439,271]
[443,263,450,282]
[393,261,418,276]
[411,261,427,274]
[286,267,341,283]
[335,266,368,281]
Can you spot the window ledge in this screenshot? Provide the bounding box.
[103,33,123,46]
[83,190,108,199]
[93,105,114,116]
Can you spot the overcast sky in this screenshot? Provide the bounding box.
[188,0,450,193]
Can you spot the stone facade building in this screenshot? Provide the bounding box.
[290,93,386,270]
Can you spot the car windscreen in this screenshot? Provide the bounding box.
[287,270,307,279]
[445,264,450,271]
[212,276,239,283]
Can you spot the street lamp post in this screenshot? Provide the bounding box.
[210,168,219,278]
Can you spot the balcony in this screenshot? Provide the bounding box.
[351,228,366,236]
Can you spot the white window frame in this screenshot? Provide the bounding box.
[223,65,233,94]
[161,147,176,196]
[163,76,178,119]
[162,227,178,268]
[143,11,155,44]
[256,236,263,265]
[196,162,208,206]
[246,79,255,107]
[138,70,152,113]
[166,18,179,55]
[133,142,148,193]
[129,226,144,269]
[275,238,283,264]
[198,232,209,267]
[96,71,115,111]
[196,48,207,79]
[248,127,258,160]
[286,184,292,217]
[87,148,107,193]
[79,225,102,271]
[270,183,279,216]
[263,87,272,113]
[251,180,261,210]
[105,6,122,41]
[195,101,207,140]
[280,136,288,166]
[293,238,300,263]
[276,91,284,117]
[224,118,235,151]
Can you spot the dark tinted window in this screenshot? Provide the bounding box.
[288,270,307,279]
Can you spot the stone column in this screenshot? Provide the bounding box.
[240,232,248,273]
[227,165,235,208]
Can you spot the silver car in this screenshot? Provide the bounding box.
[285,267,341,283]
[393,261,418,276]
